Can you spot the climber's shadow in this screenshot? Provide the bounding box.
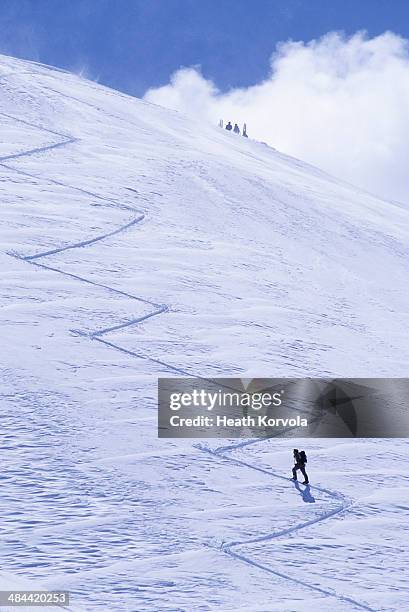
[293,480,315,503]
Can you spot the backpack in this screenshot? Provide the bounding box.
[299,450,307,464]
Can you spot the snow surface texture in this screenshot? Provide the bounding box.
[0,54,409,611]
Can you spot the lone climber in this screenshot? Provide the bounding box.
[292,449,309,484]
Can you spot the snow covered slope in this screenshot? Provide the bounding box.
[1,54,408,611]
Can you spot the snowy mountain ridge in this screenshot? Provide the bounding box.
[1,54,408,611]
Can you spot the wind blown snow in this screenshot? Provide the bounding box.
[145,31,409,204]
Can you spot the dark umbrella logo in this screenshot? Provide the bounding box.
[312,381,365,436]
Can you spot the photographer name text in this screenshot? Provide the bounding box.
[169,415,308,428]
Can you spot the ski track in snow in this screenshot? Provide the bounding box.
[1,71,376,611]
[0,73,181,372]
[196,441,376,611]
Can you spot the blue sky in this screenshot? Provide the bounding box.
[1,0,409,97]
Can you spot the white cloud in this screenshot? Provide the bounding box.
[144,32,409,204]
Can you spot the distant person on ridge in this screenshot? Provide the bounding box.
[233,123,240,134]
[292,449,309,484]
[225,121,232,131]
[243,123,248,138]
